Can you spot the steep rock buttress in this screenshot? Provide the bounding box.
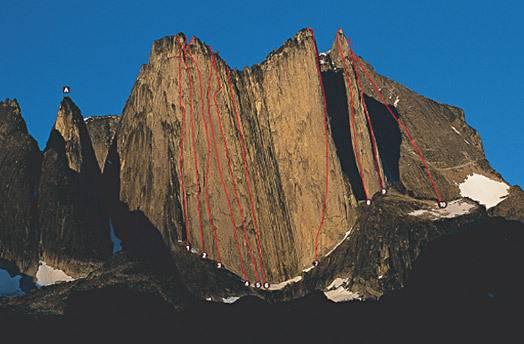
[38,97,112,277]
[0,99,41,275]
[114,30,355,282]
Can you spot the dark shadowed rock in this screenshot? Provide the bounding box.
[489,186,524,223]
[37,97,111,278]
[0,99,41,275]
[85,115,120,171]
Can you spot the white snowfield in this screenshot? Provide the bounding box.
[324,288,361,302]
[459,173,510,209]
[0,268,23,296]
[409,199,476,220]
[323,277,362,302]
[35,261,75,287]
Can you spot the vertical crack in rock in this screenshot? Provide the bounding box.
[328,31,385,200]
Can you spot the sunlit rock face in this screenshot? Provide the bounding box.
[111,28,506,285]
[115,30,354,282]
[1,28,522,312]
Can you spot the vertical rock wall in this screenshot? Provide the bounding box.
[116,30,355,282]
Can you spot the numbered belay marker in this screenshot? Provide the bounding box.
[438,201,448,209]
[62,86,71,94]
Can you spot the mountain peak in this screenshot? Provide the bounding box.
[0,98,28,136]
[38,97,111,277]
[149,32,188,62]
[50,97,97,174]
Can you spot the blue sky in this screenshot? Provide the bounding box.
[1,0,522,186]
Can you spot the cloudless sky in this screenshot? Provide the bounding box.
[1,0,522,186]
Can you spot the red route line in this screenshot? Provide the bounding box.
[211,54,261,282]
[307,28,330,261]
[176,41,191,245]
[345,38,386,191]
[345,34,443,203]
[186,41,222,262]
[203,50,248,280]
[225,69,267,283]
[182,44,206,253]
[335,33,370,201]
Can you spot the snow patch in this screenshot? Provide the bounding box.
[324,227,353,257]
[204,296,241,304]
[324,276,362,302]
[327,277,349,290]
[459,174,510,209]
[302,265,315,273]
[408,199,476,220]
[301,227,354,273]
[0,268,23,296]
[324,287,362,302]
[222,296,241,304]
[35,261,74,286]
[109,219,122,254]
[393,96,400,107]
[451,126,461,135]
[268,276,303,290]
